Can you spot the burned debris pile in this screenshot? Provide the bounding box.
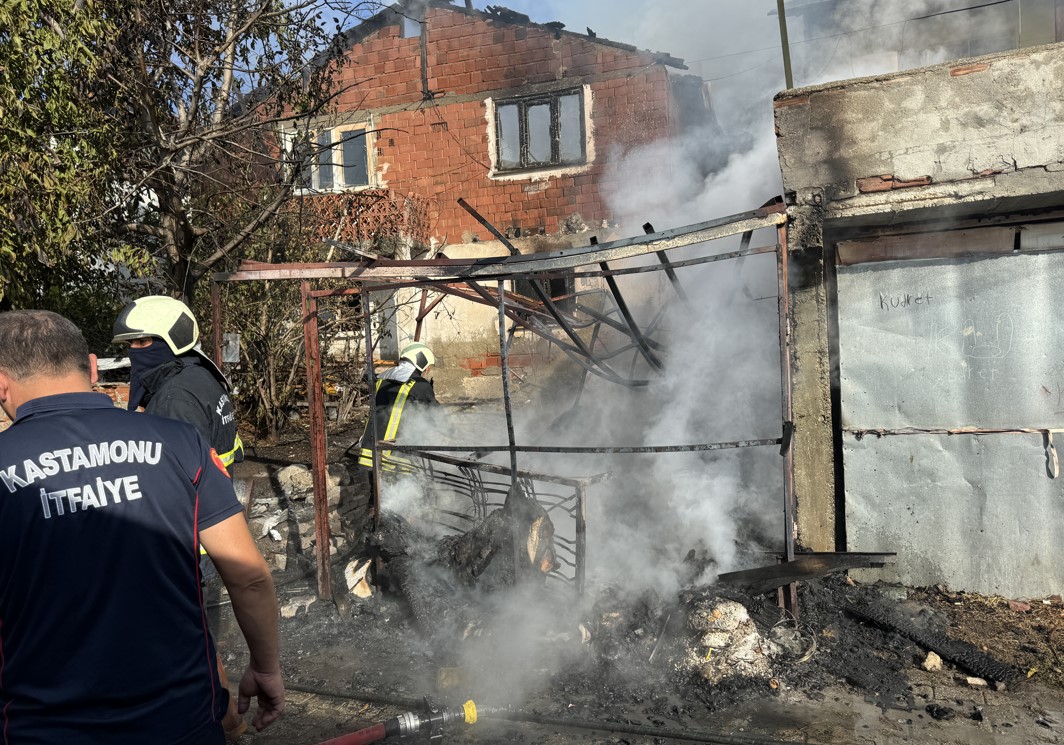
[361,495,1027,716]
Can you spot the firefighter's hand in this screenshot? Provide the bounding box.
[237,665,286,731]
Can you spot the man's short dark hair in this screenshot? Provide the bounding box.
[0,310,91,380]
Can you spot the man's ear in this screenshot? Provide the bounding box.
[0,371,13,419]
[88,354,99,386]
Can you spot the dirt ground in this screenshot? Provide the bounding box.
[214,425,1064,745]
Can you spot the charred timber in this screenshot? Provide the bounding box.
[844,602,1021,684]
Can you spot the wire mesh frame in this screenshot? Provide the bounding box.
[393,451,590,593]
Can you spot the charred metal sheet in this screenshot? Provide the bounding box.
[837,251,1064,431]
[718,553,896,594]
[844,432,1064,597]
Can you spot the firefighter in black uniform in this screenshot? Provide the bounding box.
[112,295,244,469]
[358,342,438,474]
[0,310,284,744]
[112,295,247,738]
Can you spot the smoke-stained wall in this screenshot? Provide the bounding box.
[775,42,1064,594]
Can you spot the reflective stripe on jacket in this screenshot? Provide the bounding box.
[218,433,244,467]
[358,379,416,471]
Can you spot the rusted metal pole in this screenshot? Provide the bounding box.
[497,279,524,579]
[599,260,663,370]
[413,287,430,342]
[497,280,518,483]
[777,0,795,89]
[458,198,634,383]
[388,437,781,454]
[362,289,382,527]
[210,281,223,367]
[575,482,587,596]
[301,281,332,601]
[645,222,690,305]
[776,222,798,616]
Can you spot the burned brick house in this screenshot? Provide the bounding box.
[283,1,721,385]
[774,42,1064,598]
[289,1,714,247]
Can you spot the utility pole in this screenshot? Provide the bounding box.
[776,0,794,89]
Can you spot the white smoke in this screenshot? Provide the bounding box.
[366,0,1028,705]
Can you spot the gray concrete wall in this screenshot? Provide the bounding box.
[775,43,1064,226]
[773,42,1064,595]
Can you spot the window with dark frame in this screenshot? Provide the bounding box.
[290,124,371,191]
[495,89,585,173]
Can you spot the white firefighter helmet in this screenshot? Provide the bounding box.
[400,342,435,372]
[112,295,199,355]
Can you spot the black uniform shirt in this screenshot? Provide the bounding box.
[0,392,242,744]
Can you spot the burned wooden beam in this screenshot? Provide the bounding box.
[844,602,1021,685]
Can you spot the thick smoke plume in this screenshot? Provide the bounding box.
[371,0,1026,705]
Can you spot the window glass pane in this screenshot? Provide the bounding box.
[341,130,369,187]
[559,94,583,162]
[527,103,551,165]
[316,130,333,189]
[497,104,520,169]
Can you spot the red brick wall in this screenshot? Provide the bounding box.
[310,6,676,242]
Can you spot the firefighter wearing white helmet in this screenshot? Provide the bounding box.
[113,295,243,468]
[357,342,438,472]
[112,294,248,738]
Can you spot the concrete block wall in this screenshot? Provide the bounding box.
[775,42,1064,224]
[311,5,675,243]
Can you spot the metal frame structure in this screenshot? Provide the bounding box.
[212,202,798,610]
[398,451,608,593]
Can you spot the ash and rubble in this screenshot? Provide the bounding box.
[242,460,1039,723]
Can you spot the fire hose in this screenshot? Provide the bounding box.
[293,683,812,745]
[313,699,483,745]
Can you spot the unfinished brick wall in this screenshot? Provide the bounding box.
[308,5,676,244]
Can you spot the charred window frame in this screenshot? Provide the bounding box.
[494,89,585,173]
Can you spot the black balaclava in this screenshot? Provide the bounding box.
[127,340,177,410]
